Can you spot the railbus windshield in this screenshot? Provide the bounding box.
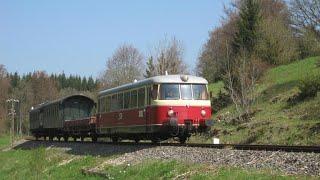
[159,84,208,100]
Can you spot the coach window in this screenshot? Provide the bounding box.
[180,84,192,100]
[130,90,138,108]
[118,93,124,110]
[138,88,145,108]
[124,91,130,109]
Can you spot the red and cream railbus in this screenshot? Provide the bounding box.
[96,74,213,143]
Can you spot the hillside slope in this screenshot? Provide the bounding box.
[198,56,320,145]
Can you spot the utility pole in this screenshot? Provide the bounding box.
[6,98,19,147]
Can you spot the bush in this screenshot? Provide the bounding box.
[297,73,320,99]
[211,91,232,113]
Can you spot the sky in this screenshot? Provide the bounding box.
[0,0,230,78]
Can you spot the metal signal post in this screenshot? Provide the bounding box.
[6,98,19,147]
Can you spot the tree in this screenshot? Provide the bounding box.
[290,0,320,39]
[151,37,188,75]
[232,0,261,55]
[290,0,320,57]
[144,56,156,78]
[30,71,59,104]
[100,44,144,88]
[0,65,11,133]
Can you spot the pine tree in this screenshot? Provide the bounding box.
[87,76,96,91]
[82,77,88,91]
[144,56,156,78]
[233,0,261,55]
[10,72,20,88]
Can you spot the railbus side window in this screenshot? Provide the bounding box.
[147,86,151,105]
[111,94,118,111]
[152,84,158,100]
[138,87,145,108]
[118,93,124,110]
[130,90,138,108]
[124,91,130,109]
[98,98,101,113]
[106,96,111,112]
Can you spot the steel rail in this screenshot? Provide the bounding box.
[23,137,320,153]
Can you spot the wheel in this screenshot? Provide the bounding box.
[134,138,140,143]
[81,137,84,142]
[44,136,47,141]
[35,136,39,141]
[64,136,68,142]
[49,136,53,141]
[73,137,77,142]
[92,136,97,143]
[179,136,187,144]
[112,137,119,143]
[151,137,160,144]
[57,136,61,141]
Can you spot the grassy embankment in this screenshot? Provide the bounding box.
[192,56,320,145]
[0,135,316,179]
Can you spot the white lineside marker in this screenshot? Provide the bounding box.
[213,138,220,144]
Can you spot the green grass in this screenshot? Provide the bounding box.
[0,136,317,179]
[207,56,320,145]
[0,134,10,149]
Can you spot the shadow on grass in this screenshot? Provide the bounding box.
[13,140,153,157]
[260,80,298,102]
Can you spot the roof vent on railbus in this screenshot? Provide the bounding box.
[180,75,189,82]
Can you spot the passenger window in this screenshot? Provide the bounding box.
[130,90,138,108]
[152,84,158,100]
[111,94,118,111]
[138,88,145,108]
[118,93,124,109]
[124,92,130,109]
[147,86,151,105]
[106,96,111,112]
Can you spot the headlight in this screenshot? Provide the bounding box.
[168,109,174,117]
[201,109,206,117]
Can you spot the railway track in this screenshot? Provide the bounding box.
[23,137,320,153]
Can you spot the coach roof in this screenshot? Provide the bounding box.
[30,94,94,112]
[99,74,208,96]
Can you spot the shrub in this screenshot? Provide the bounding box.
[297,73,320,100]
[211,91,232,113]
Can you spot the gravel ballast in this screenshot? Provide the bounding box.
[13,141,320,176]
